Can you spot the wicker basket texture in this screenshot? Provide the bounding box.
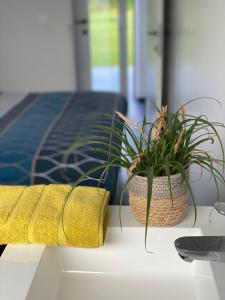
[128,172,188,227]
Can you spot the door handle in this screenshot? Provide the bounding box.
[148,30,158,36]
[74,19,88,25]
[148,30,170,36]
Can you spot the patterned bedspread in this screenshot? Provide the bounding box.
[0,91,127,203]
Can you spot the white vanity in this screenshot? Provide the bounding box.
[1,206,225,300]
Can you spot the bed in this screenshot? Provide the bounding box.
[0,91,127,204]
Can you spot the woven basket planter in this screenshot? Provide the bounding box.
[128,172,188,227]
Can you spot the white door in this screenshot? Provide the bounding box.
[73,0,91,90]
[73,0,127,96]
[145,0,164,120]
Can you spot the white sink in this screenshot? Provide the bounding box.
[26,227,225,300]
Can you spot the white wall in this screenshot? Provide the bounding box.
[0,0,76,92]
[168,0,225,205]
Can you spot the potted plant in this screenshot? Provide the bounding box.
[64,98,225,249]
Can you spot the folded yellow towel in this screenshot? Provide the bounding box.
[0,185,109,248]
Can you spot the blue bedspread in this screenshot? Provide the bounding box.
[0,91,127,203]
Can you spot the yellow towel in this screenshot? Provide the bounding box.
[0,185,109,248]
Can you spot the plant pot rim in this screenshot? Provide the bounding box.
[128,169,188,180]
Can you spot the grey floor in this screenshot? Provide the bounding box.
[116,69,145,205]
[92,65,146,205]
[115,98,145,205]
[92,65,145,122]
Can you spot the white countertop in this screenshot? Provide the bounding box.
[1,206,225,300]
[110,206,225,235]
